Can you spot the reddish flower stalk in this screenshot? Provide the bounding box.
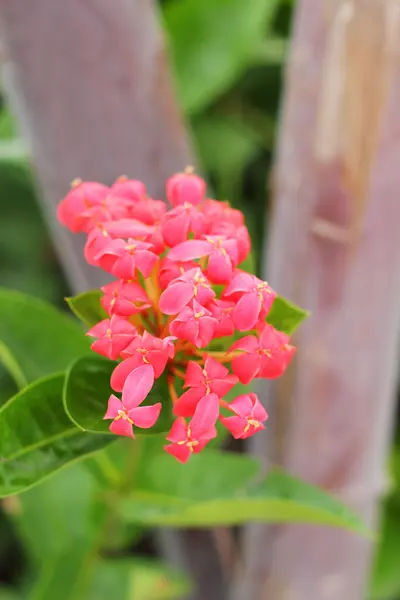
[58,169,295,462]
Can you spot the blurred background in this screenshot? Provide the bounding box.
[1,0,400,599]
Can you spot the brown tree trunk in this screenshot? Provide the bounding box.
[235,1,400,599]
[0,3,228,599]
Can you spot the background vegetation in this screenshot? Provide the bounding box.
[0,0,399,598]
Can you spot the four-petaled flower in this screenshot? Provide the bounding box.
[174,357,238,417]
[220,393,268,439]
[101,280,151,317]
[168,235,239,284]
[230,324,296,384]
[170,300,217,348]
[87,315,137,360]
[111,331,175,391]
[95,237,158,279]
[164,394,219,463]
[159,268,215,315]
[223,272,277,331]
[104,364,161,437]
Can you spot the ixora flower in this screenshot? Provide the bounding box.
[58,168,299,462]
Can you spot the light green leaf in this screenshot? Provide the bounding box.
[0,373,113,496]
[63,355,173,436]
[14,464,99,565]
[66,290,107,328]
[164,0,280,114]
[120,451,367,533]
[267,296,310,335]
[28,555,189,600]
[0,288,89,382]
[194,116,260,180]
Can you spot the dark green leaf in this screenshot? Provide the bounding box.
[0,373,113,496]
[0,288,89,382]
[0,341,26,389]
[164,0,280,113]
[267,295,310,335]
[66,290,107,328]
[194,116,260,182]
[63,355,173,436]
[120,451,368,533]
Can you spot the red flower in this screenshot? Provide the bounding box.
[164,393,219,463]
[230,324,296,384]
[223,272,277,331]
[104,364,161,437]
[168,235,239,284]
[111,177,146,201]
[161,203,207,247]
[159,268,215,315]
[169,300,217,348]
[86,315,137,360]
[95,238,159,279]
[101,280,151,317]
[57,180,110,233]
[174,357,238,417]
[206,299,235,338]
[166,171,206,207]
[159,258,198,289]
[220,393,267,439]
[111,332,175,391]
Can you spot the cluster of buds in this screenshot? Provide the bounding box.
[57,169,295,462]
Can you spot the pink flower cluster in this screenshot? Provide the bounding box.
[58,169,295,463]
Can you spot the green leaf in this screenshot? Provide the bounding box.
[267,296,310,335]
[164,0,280,114]
[120,451,367,533]
[0,588,20,600]
[128,559,191,600]
[63,355,173,436]
[0,288,89,382]
[14,464,99,565]
[66,290,107,328]
[0,373,113,496]
[28,555,190,600]
[0,341,26,389]
[369,498,400,600]
[194,116,260,187]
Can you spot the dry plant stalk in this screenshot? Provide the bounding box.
[236,1,400,599]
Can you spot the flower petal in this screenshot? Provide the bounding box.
[111,356,141,392]
[104,394,123,420]
[190,393,220,439]
[228,394,254,417]
[232,292,261,331]
[231,353,261,384]
[129,402,162,428]
[174,387,204,417]
[121,364,155,409]
[220,415,247,439]
[164,443,191,463]
[159,282,194,315]
[166,417,188,443]
[109,418,134,438]
[168,240,211,262]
